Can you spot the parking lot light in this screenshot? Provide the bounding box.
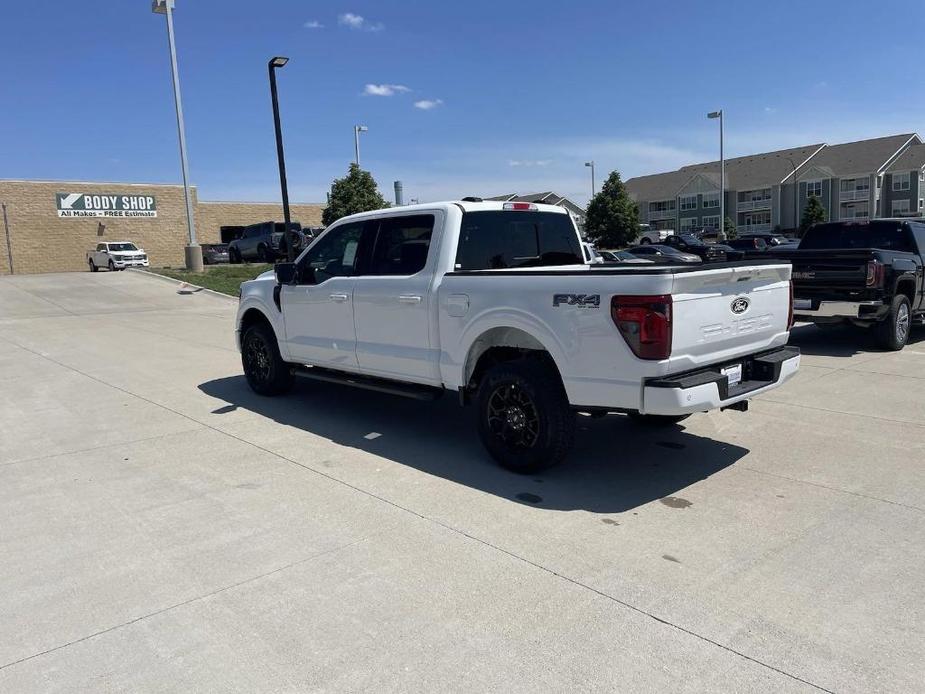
[354,125,368,167]
[585,160,596,198]
[708,110,725,237]
[151,0,202,272]
[268,56,293,261]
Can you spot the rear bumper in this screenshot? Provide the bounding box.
[642,346,800,415]
[793,299,885,320]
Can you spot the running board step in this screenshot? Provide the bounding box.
[292,366,444,401]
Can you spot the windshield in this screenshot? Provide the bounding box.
[108,243,138,252]
[799,221,916,252]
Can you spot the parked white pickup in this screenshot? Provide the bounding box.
[235,200,799,472]
[87,241,149,271]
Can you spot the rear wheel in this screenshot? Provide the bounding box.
[241,322,294,396]
[627,412,691,426]
[229,248,242,264]
[476,357,574,473]
[875,294,911,351]
[640,237,652,245]
[88,258,98,272]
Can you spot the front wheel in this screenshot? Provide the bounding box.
[627,412,691,426]
[108,259,115,271]
[229,248,242,264]
[640,237,652,245]
[241,323,294,396]
[476,358,574,473]
[875,294,912,351]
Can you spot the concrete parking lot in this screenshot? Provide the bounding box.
[1,271,922,693]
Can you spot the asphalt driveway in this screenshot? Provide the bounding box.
[1,271,923,693]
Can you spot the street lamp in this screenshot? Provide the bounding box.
[354,125,368,167]
[268,56,293,261]
[151,0,202,272]
[584,160,596,198]
[707,110,724,237]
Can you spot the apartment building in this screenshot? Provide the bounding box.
[627,133,922,234]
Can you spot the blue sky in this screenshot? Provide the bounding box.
[2,0,923,206]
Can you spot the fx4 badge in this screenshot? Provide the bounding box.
[553,294,600,308]
[730,296,750,314]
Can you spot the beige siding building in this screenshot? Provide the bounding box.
[0,179,325,275]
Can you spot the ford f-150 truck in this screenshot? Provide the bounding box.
[235,200,800,472]
[767,219,925,350]
[87,241,149,271]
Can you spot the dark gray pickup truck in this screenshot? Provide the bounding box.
[768,219,925,350]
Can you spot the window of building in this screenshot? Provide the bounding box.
[919,199,924,211]
[806,181,822,198]
[892,199,911,216]
[840,203,869,220]
[679,217,699,232]
[893,172,911,191]
[701,193,720,209]
[841,177,869,192]
[679,195,697,211]
[702,215,720,230]
[648,200,675,214]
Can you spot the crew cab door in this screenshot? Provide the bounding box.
[353,212,441,383]
[281,220,370,368]
[95,243,107,263]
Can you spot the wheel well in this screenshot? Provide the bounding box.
[464,327,563,391]
[240,307,273,335]
[895,279,915,303]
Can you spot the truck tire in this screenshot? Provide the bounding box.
[241,322,294,396]
[874,294,912,351]
[88,259,98,272]
[627,412,691,426]
[640,237,652,244]
[229,248,242,264]
[476,357,574,473]
[108,259,115,271]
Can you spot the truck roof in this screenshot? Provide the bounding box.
[337,200,569,223]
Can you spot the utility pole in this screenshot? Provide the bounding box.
[708,110,725,236]
[2,203,13,274]
[268,56,293,260]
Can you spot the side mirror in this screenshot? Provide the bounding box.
[274,262,298,285]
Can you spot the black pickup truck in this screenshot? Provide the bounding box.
[768,219,925,350]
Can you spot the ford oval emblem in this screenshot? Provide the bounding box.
[731,297,750,314]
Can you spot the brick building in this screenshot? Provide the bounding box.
[0,179,325,275]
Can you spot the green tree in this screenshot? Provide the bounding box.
[723,216,737,240]
[584,170,640,248]
[801,195,827,233]
[322,163,390,226]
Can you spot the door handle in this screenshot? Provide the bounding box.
[399,294,423,304]
[329,293,349,302]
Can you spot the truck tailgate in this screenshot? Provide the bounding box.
[669,263,791,371]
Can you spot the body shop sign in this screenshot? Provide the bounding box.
[56,193,157,218]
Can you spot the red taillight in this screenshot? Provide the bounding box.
[866,260,884,288]
[611,294,672,360]
[787,280,794,330]
[502,202,538,211]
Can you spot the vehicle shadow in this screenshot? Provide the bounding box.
[788,322,925,357]
[198,376,748,514]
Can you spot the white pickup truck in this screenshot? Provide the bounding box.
[87,241,149,271]
[236,200,799,472]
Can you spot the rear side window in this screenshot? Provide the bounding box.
[455,211,582,270]
[368,215,435,275]
[800,221,916,252]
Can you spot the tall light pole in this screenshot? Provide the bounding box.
[354,125,368,167]
[268,56,293,261]
[708,110,724,237]
[584,160,596,198]
[152,0,201,272]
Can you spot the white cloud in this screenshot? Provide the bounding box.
[363,83,411,97]
[764,106,777,113]
[338,13,384,31]
[509,159,553,167]
[414,99,443,111]
[303,20,323,29]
